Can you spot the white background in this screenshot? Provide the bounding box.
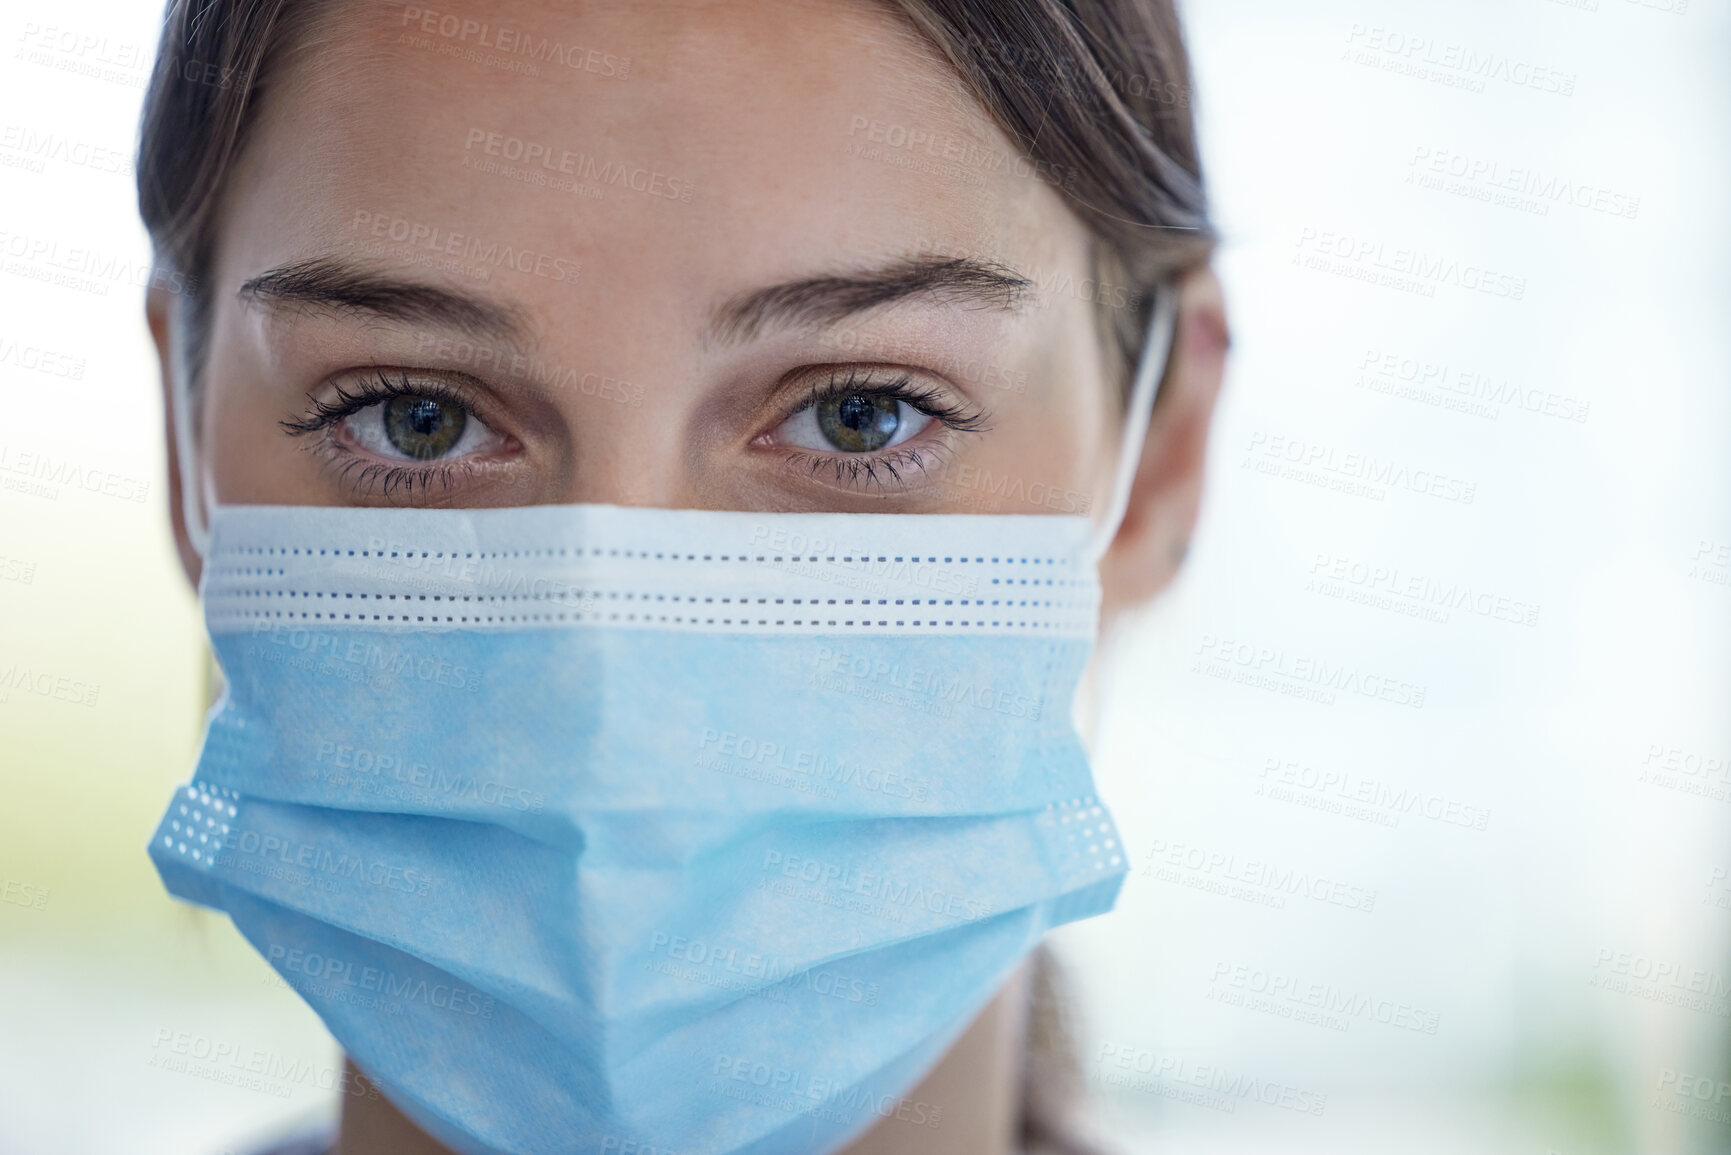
[1,1,1727,1152]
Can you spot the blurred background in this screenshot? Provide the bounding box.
[1,0,1727,1152]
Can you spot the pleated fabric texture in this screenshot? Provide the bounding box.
[150,503,1128,1155]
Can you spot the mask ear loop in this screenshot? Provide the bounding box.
[170,362,212,560]
[1071,283,1178,751]
[1083,282,1178,568]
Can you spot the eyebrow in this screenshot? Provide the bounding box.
[237,257,530,343]
[708,255,1033,347]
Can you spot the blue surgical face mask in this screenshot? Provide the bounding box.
[149,289,1176,1155]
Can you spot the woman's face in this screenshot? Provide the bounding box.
[188,0,1126,529]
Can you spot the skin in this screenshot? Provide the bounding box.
[147,0,1229,1150]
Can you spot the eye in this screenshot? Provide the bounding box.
[281,370,520,500]
[328,383,503,463]
[774,386,935,454]
[379,395,467,459]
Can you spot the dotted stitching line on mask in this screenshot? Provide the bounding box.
[216,590,1082,609]
[209,571,1080,595]
[210,600,1088,629]
[212,547,1078,566]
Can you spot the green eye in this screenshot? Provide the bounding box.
[816,392,902,452]
[384,395,467,460]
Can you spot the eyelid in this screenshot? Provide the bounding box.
[281,368,497,437]
[284,362,989,502]
[760,364,992,497]
[281,368,519,502]
[771,364,991,437]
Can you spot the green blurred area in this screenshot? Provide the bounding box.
[1,497,342,1153]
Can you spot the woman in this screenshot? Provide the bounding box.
[137,0,1229,1151]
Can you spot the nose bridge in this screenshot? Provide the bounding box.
[566,460,685,511]
[522,225,719,507]
[539,341,697,509]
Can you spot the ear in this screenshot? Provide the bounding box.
[149,283,203,590]
[1097,264,1229,623]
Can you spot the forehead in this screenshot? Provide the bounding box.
[220,0,1080,328]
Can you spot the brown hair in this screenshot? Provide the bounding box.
[137,2,1210,1148]
[887,0,1213,400]
[138,0,1213,405]
[138,0,333,388]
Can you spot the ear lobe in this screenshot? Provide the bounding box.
[150,285,203,589]
[1098,266,1229,622]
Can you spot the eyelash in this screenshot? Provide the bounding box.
[778,367,991,491]
[281,365,991,499]
[281,369,493,498]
